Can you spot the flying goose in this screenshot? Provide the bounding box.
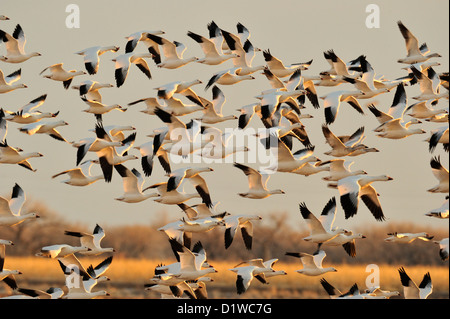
[35,244,91,258]
[368,83,409,126]
[8,287,64,299]
[298,198,346,244]
[435,238,449,261]
[320,159,368,181]
[0,68,26,94]
[427,156,449,193]
[128,96,165,115]
[72,80,114,103]
[222,214,262,250]
[398,267,432,299]
[143,182,201,206]
[199,127,249,159]
[154,79,203,106]
[74,45,119,74]
[195,86,237,124]
[80,97,125,122]
[236,103,261,129]
[233,258,285,285]
[64,224,115,256]
[322,125,371,157]
[427,124,449,153]
[0,240,21,290]
[124,30,165,58]
[18,119,70,143]
[375,118,426,139]
[113,164,159,203]
[134,139,171,177]
[187,30,239,65]
[0,139,43,172]
[285,249,337,276]
[263,49,312,78]
[329,174,393,221]
[228,262,268,295]
[112,52,152,87]
[0,24,41,63]
[405,101,448,120]
[40,63,86,89]
[426,196,449,219]
[384,232,434,244]
[397,21,441,64]
[163,96,204,116]
[233,162,285,199]
[322,49,361,78]
[205,67,255,90]
[146,33,198,69]
[320,90,364,125]
[410,66,449,101]
[52,159,104,186]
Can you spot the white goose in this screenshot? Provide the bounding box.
[1,240,21,290]
[426,196,449,219]
[285,249,337,276]
[205,67,255,90]
[124,30,165,59]
[196,86,237,124]
[0,140,43,172]
[64,224,115,256]
[410,66,449,101]
[329,174,393,221]
[40,63,86,89]
[427,124,449,153]
[320,159,368,181]
[18,119,70,143]
[113,164,159,203]
[52,159,104,186]
[35,244,90,258]
[233,162,285,199]
[321,90,364,125]
[398,267,432,299]
[321,125,370,157]
[397,21,441,64]
[233,258,285,284]
[298,198,345,244]
[143,182,201,205]
[128,96,165,115]
[74,45,119,75]
[71,80,114,102]
[435,238,449,261]
[223,214,262,250]
[112,52,152,87]
[187,30,239,65]
[199,126,249,160]
[146,33,198,69]
[375,118,426,140]
[427,156,449,193]
[0,68,26,94]
[262,49,312,78]
[384,232,434,244]
[406,101,448,120]
[80,97,125,122]
[154,79,203,106]
[0,24,41,63]
[164,96,204,116]
[228,263,267,295]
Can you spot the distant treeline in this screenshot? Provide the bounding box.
[1,199,448,266]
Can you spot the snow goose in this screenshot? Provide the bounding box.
[128,96,165,115]
[0,240,21,290]
[398,267,432,299]
[35,244,90,258]
[0,24,41,63]
[427,124,449,153]
[18,119,70,143]
[322,49,361,79]
[80,97,125,122]
[3,109,58,125]
[166,239,217,281]
[199,127,249,160]
[263,49,312,78]
[406,101,448,120]
[166,166,214,207]
[112,164,159,203]
[228,262,268,295]
[233,162,285,199]
[411,66,449,101]
[52,159,104,186]
[164,96,204,116]
[222,214,262,250]
[426,196,449,219]
[40,63,86,89]
[285,249,337,276]
[363,287,400,299]
[427,156,449,193]
[236,102,261,129]
[195,86,237,124]
[124,30,165,63]
[375,118,426,139]
[72,80,114,103]
[320,90,364,125]
[320,159,368,181]
[112,52,152,87]
[329,174,393,221]
[435,238,449,261]
[64,224,115,256]
[0,68,26,94]
[143,182,201,205]
[319,278,345,299]
[154,79,203,106]
[290,161,330,177]
[88,124,136,143]
[0,140,43,172]
[74,45,119,75]
[384,232,434,244]
[321,125,370,157]
[205,67,255,90]
[72,123,123,166]
[221,30,264,76]
[10,287,64,299]
[187,30,239,65]
[298,198,345,244]
[397,21,441,64]
[146,33,198,69]
[233,258,286,284]
[134,139,171,177]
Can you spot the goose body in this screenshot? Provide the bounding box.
[18,120,70,142]
[223,214,262,250]
[263,49,312,78]
[64,224,115,256]
[0,142,43,172]
[72,80,114,102]
[112,52,152,87]
[113,164,159,203]
[427,156,449,193]
[398,267,432,299]
[187,30,239,65]
[52,160,104,186]
[75,45,119,74]
[0,68,26,93]
[321,159,367,181]
[35,244,90,258]
[0,24,41,63]
[40,63,86,89]
[285,250,337,276]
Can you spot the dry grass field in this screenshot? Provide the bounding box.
[1,256,448,299]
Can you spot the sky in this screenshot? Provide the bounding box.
[0,0,448,236]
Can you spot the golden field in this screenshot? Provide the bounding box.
[1,256,448,299]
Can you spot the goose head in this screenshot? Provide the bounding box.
[270,189,285,195]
